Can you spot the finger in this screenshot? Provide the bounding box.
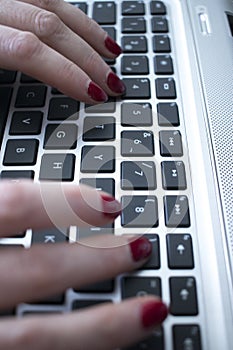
[0,25,108,103]
[0,235,152,308]
[0,1,125,96]
[0,181,121,235]
[19,0,122,58]
[0,297,168,350]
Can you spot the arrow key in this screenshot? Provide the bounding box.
[169,277,198,315]
[9,111,43,135]
[167,234,194,269]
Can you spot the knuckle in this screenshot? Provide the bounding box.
[9,321,39,349]
[35,10,62,38]
[8,31,40,60]
[38,0,61,10]
[84,50,101,71]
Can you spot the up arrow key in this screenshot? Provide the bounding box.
[22,118,31,124]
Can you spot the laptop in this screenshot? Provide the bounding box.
[0,0,233,349]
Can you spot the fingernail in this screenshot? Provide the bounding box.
[141,301,168,328]
[107,72,126,94]
[129,237,152,262]
[105,36,122,56]
[101,194,122,219]
[88,82,108,102]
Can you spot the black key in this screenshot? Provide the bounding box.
[125,328,164,350]
[169,277,198,315]
[39,153,75,181]
[85,97,116,113]
[48,97,79,120]
[83,117,115,141]
[32,294,65,305]
[151,1,167,15]
[157,102,180,126]
[121,161,156,190]
[72,299,112,310]
[121,55,149,75]
[81,146,115,173]
[3,139,38,165]
[77,223,114,238]
[164,195,190,227]
[0,69,16,84]
[0,87,12,148]
[161,161,187,190]
[44,124,78,149]
[93,2,116,24]
[154,55,173,74]
[122,78,150,99]
[173,325,202,350]
[151,16,169,33]
[121,195,158,227]
[80,178,115,196]
[141,234,160,269]
[122,17,146,33]
[0,309,16,317]
[9,111,43,135]
[121,276,161,298]
[51,87,63,95]
[71,2,88,13]
[31,228,68,244]
[122,1,145,15]
[159,130,183,156]
[103,27,116,41]
[20,74,40,83]
[122,35,147,53]
[121,130,154,156]
[15,85,47,107]
[1,170,34,180]
[156,78,176,99]
[121,102,152,126]
[167,234,194,269]
[0,244,24,249]
[153,35,171,52]
[75,280,114,293]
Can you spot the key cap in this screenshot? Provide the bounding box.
[140,234,160,269]
[121,55,149,75]
[0,170,34,180]
[3,139,38,165]
[121,161,156,190]
[121,195,158,227]
[125,328,164,350]
[39,153,75,181]
[85,97,116,113]
[80,178,115,196]
[48,97,79,120]
[153,35,171,52]
[121,276,161,298]
[0,69,16,84]
[167,234,194,269]
[121,102,152,126]
[122,1,145,15]
[122,78,151,99]
[15,85,47,107]
[169,277,198,315]
[161,161,187,190]
[151,1,167,15]
[71,2,88,13]
[77,223,114,238]
[0,87,12,149]
[121,130,154,156]
[151,16,169,33]
[122,17,146,33]
[9,111,43,135]
[44,124,78,149]
[156,78,176,99]
[81,146,115,173]
[93,2,116,24]
[83,117,115,141]
[20,74,40,83]
[164,195,190,227]
[154,55,173,74]
[157,102,180,126]
[159,130,183,156]
[173,325,202,350]
[75,279,114,293]
[72,299,112,310]
[31,228,68,244]
[122,35,147,53]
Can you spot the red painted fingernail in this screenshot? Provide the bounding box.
[141,301,168,328]
[105,36,122,56]
[101,194,122,219]
[88,82,108,102]
[107,72,126,94]
[129,237,152,262]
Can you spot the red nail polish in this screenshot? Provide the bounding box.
[101,194,122,219]
[107,72,126,94]
[105,36,122,56]
[88,82,108,102]
[129,237,152,262]
[141,301,168,328]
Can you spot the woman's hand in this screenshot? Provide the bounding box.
[0,181,168,349]
[0,0,126,103]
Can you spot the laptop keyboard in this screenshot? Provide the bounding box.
[0,1,203,349]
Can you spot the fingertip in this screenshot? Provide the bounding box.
[104,35,122,56]
[141,300,168,328]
